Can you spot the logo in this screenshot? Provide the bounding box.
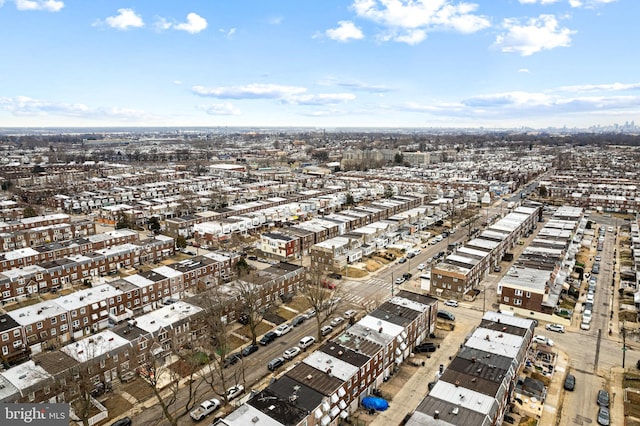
[1,404,68,426]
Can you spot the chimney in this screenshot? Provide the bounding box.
[434,410,440,420]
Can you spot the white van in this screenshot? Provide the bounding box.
[299,336,315,349]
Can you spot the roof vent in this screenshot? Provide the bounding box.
[251,416,259,423]
[306,374,313,380]
[434,410,439,420]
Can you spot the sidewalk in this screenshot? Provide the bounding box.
[367,320,476,426]
[539,350,569,425]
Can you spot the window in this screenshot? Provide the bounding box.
[503,296,510,303]
[51,317,57,325]
[28,392,35,402]
[26,325,32,333]
[83,317,89,325]
[514,299,522,306]
[514,289,523,296]
[1,333,7,342]
[72,320,80,328]
[80,308,86,315]
[13,340,22,348]
[36,322,43,330]
[526,291,531,298]
[44,386,50,395]
[60,324,68,332]
[1,346,7,355]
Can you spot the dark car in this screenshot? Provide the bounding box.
[241,344,259,357]
[597,389,610,407]
[223,353,242,368]
[597,406,610,425]
[267,357,285,372]
[398,257,407,263]
[403,272,412,280]
[110,418,132,426]
[414,342,437,353]
[290,316,306,327]
[327,273,342,280]
[437,310,455,321]
[259,331,278,346]
[563,374,575,391]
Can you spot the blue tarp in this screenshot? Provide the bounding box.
[361,396,389,411]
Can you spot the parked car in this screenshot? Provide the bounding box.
[190,398,221,421]
[414,342,437,353]
[304,309,317,319]
[223,353,242,368]
[395,277,405,285]
[321,325,333,336]
[241,344,259,357]
[545,323,565,333]
[274,324,292,336]
[597,389,610,407]
[437,310,455,321]
[417,263,426,270]
[344,309,357,319]
[226,384,245,400]
[237,313,250,325]
[327,273,342,280]
[290,316,306,327]
[563,374,575,391]
[259,331,278,345]
[398,257,407,263]
[580,321,591,330]
[583,310,593,324]
[283,346,301,360]
[267,357,285,371]
[443,299,458,308]
[533,335,554,346]
[110,418,132,426]
[330,316,345,327]
[493,265,502,272]
[597,406,610,425]
[402,272,412,280]
[299,336,316,349]
[322,280,337,289]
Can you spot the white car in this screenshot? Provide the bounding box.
[586,293,594,304]
[583,310,593,323]
[283,346,301,360]
[545,323,565,333]
[330,316,345,327]
[344,309,357,319]
[444,299,458,308]
[417,263,426,271]
[274,324,292,336]
[533,335,554,346]
[580,321,591,330]
[226,384,245,400]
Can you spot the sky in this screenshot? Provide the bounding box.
[0,0,638,129]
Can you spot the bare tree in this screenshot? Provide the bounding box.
[299,263,344,341]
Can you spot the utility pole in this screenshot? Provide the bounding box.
[622,326,626,368]
[391,271,395,297]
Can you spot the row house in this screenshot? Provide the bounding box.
[431,205,542,300]
[260,232,299,261]
[0,213,70,234]
[0,314,30,366]
[0,237,174,304]
[0,300,205,405]
[310,237,363,275]
[216,291,437,426]
[0,229,141,273]
[406,312,535,426]
[0,219,95,252]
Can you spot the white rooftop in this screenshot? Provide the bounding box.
[429,380,497,415]
[61,330,130,363]
[1,360,53,392]
[134,301,202,333]
[302,350,359,381]
[9,301,68,325]
[3,247,40,261]
[152,265,183,279]
[54,284,123,311]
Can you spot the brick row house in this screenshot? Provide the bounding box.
[215,291,437,426]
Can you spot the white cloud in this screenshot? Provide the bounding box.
[104,8,144,30]
[173,80,182,85]
[284,93,356,105]
[518,68,530,73]
[15,0,64,12]
[174,12,207,34]
[518,0,560,4]
[570,0,617,7]
[494,14,575,56]
[197,103,240,116]
[154,17,172,31]
[0,96,154,121]
[325,21,364,42]
[330,80,393,93]
[557,82,640,93]
[351,0,490,44]
[219,28,236,39]
[192,83,308,99]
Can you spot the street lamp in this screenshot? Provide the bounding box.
[391,271,395,297]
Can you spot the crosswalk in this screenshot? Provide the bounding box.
[341,278,391,305]
[366,278,391,288]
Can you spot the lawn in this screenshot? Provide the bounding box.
[96,395,132,425]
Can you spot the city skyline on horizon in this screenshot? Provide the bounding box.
[1,0,638,129]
